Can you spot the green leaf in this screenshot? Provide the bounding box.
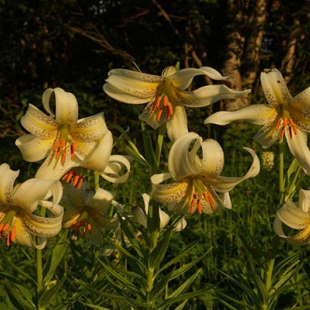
[148,230,171,270]
[4,280,36,310]
[98,258,143,296]
[78,301,112,310]
[168,268,202,299]
[149,269,175,301]
[43,231,69,284]
[158,234,210,274]
[38,277,66,309]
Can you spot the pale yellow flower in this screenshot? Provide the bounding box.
[104,66,250,141]
[205,69,310,175]
[151,132,260,214]
[0,163,63,249]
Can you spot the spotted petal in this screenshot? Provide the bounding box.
[42,88,79,124]
[260,69,292,108]
[204,104,275,126]
[0,164,19,204]
[179,85,251,108]
[166,105,188,142]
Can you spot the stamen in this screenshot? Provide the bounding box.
[197,199,202,215]
[71,143,76,159]
[61,148,67,163]
[53,140,60,152]
[275,118,282,131]
[157,108,163,122]
[280,118,288,138]
[77,177,83,189]
[190,194,197,214]
[288,118,297,135]
[151,96,162,112]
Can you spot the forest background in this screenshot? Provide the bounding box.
[1,0,310,309]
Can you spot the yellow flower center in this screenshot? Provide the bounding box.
[53,124,76,164]
[0,210,17,246]
[189,178,215,215]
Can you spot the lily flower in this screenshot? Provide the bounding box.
[132,193,187,231]
[103,66,251,141]
[15,88,113,180]
[151,132,260,215]
[204,68,310,175]
[274,189,310,245]
[0,163,63,249]
[62,183,120,245]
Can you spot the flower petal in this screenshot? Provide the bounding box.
[20,104,57,139]
[100,155,131,184]
[87,188,114,213]
[12,178,59,213]
[168,132,203,180]
[200,139,225,176]
[107,68,162,83]
[42,88,79,124]
[70,113,108,142]
[15,134,54,162]
[0,163,19,204]
[166,105,188,142]
[260,69,292,107]
[104,74,157,101]
[204,104,275,126]
[286,130,310,176]
[210,147,260,192]
[179,85,251,107]
[104,83,152,104]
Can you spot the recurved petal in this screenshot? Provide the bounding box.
[168,132,202,180]
[151,173,188,204]
[179,85,251,108]
[166,105,188,142]
[70,113,108,142]
[132,206,148,228]
[13,216,47,249]
[299,189,310,213]
[104,74,158,99]
[291,86,310,118]
[15,134,54,162]
[200,139,224,176]
[100,155,131,184]
[210,147,260,192]
[104,83,152,104]
[204,104,275,126]
[81,130,113,172]
[20,104,58,139]
[43,88,79,124]
[12,178,57,213]
[260,69,292,107]
[107,68,162,83]
[286,130,310,176]
[276,200,310,229]
[0,163,19,204]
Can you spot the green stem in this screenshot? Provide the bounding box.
[36,247,44,299]
[154,125,166,172]
[279,137,285,200]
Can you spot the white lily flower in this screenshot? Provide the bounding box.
[274,189,310,245]
[132,193,187,231]
[0,163,63,249]
[151,132,260,215]
[62,183,119,245]
[15,88,113,180]
[103,66,251,141]
[204,68,310,175]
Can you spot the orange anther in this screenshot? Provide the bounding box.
[3,223,9,232]
[11,226,16,242]
[156,109,163,122]
[151,96,162,112]
[61,149,67,163]
[60,138,66,149]
[0,223,3,231]
[73,175,80,187]
[275,118,281,131]
[190,194,197,214]
[197,199,202,215]
[71,143,76,159]
[53,140,60,152]
[77,177,83,189]
[163,96,169,107]
[288,118,297,135]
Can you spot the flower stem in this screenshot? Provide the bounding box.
[36,246,44,301]
[279,137,285,200]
